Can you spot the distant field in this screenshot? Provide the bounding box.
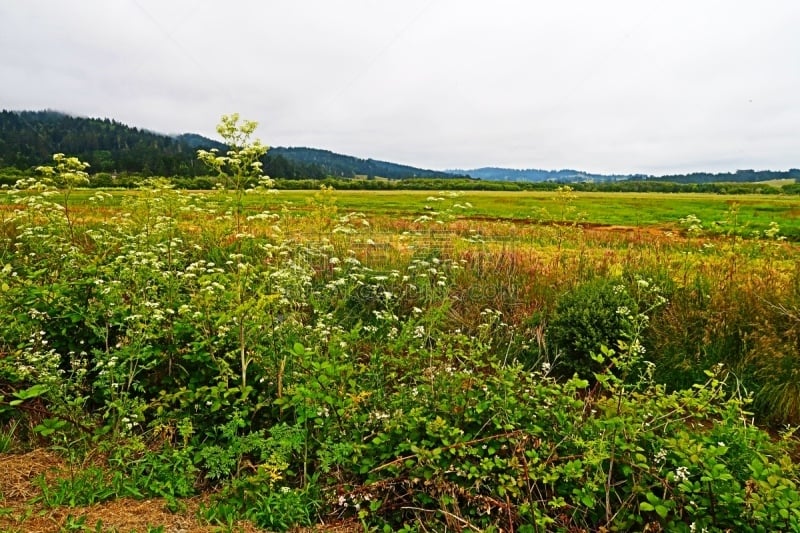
[755,178,796,187]
[270,190,800,235]
[5,189,799,238]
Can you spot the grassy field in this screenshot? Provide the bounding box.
[2,184,800,531]
[756,178,797,187]
[9,188,800,236]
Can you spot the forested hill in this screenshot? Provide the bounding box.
[269,147,460,180]
[647,168,800,184]
[459,167,636,183]
[0,110,461,180]
[460,166,800,184]
[0,110,205,175]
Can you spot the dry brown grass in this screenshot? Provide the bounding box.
[0,450,360,533]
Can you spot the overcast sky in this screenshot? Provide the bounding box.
[1,1,799,175]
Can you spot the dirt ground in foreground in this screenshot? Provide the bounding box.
[0,450,359,533]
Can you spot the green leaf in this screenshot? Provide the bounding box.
[13,383,49,401]
[750,458,764,476]
[34,418,67,437]
[655,504,669,518]
[639,502,655,512]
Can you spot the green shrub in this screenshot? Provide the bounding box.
[548,277,636,379]
[202,472,320,531]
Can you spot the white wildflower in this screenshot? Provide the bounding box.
[674,466,690,482]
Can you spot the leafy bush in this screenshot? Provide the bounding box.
[202,473,320,530]
[548,277,636,379]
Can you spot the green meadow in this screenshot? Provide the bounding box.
[20,188,800,236]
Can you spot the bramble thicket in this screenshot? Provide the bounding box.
[1,116,799,531]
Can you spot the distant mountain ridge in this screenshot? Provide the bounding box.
[1,110,796,184]
[457,166,800,185]
[456,167,638,183]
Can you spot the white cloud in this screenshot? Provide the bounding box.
[1,0,798,174]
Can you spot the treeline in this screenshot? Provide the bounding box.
[0,110,464,181]
[573,180,792,194]
[652,168,800,184]
[271,177,798,194]
[466,166,800,185]
[1,168,797,195]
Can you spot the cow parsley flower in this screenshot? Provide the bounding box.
[674,466,690,482]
